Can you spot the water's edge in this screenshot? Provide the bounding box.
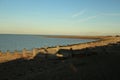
[0,34,96,52]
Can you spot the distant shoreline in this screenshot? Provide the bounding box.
[45,35,109,39]
[0,34,114,40]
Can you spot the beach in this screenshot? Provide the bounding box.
[1,0,120,80]
[0,36,120,80]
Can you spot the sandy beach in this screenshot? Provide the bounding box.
[0,36,120,80]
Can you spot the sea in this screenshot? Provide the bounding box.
[0,34,95,52]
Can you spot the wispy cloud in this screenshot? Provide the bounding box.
[79,15,98,22]
[72,9,86,18]
[78,12,120,23]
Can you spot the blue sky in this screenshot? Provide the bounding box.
[0,0,120,35]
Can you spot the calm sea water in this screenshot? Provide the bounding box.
[0,34,95,52]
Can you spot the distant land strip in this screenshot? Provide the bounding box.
[44,35,110,39]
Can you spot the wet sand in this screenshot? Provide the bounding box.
[0,36,120,80]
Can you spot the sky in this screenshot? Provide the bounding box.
[0,0,120,35]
